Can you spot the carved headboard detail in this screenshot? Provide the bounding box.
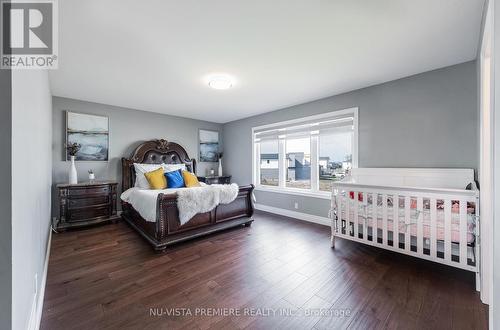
[121,139,196,191]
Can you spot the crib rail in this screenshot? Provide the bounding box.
[331,183,479,273]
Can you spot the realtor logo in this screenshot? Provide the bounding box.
[1,0,58,69]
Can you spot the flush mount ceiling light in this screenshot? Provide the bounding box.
[205,74,235,90]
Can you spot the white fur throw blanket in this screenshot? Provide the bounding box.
[120,183,239,225]
[177,183,239,225]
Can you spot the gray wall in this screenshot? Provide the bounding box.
[52,97,223,216]
[223,61,478,218]
[11,70,53,330]
[0,55,12,330]
[493,0,500,328]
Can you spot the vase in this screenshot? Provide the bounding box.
[218,159,223,176]
[69,155,78,184]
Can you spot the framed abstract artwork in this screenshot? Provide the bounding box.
[66,111,109,161]
[199,129,219,162]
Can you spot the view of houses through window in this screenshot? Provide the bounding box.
[318,130,353,192]
[255,109,357,194]
[259,140,279,186]
[286,136,311,189]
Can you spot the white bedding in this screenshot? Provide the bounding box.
[120,183,239,225]
[121,186,190,223]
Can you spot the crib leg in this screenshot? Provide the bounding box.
[476,272,481,292]
[330,234,335,248]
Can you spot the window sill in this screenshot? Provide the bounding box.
[254,185,332,200]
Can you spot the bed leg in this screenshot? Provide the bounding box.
[155,246,167,254]
[330,234,335,249]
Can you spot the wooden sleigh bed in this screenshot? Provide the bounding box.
[121,139,254,252]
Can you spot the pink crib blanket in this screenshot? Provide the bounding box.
[339,199,476,244]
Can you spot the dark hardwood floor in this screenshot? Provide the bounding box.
[41,210,488,330]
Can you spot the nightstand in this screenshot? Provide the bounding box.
[197,175,232,185]
[56,181,119,231]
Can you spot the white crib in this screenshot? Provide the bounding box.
[330,168,480,290]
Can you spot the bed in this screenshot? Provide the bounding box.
[121,139,254,252]
[330,168,481,290]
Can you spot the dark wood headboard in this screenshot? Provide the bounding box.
[121,139,196,191]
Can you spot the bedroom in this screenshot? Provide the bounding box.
[1,0,499,329]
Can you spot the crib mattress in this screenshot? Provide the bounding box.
[339,207,475,244]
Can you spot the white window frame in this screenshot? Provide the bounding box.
[252,107,359,199]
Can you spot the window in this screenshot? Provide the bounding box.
[253,108,358,197]
[259,140,279,186]
[318,128,353,192]
[286,136,311,189]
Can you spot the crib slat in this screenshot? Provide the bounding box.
[417,197,424,255]
[382,193,388,245]
[345,189,350,236]
[393,195,399,249]
[372,193,378,243]
[405,196,411,252]
[338,190,343,235]
[444,199,452,261]
[430,198,437,258]
[459,199,467,266]
[363,192,368,241]
[353,191,358,238]
[331,188,336,237]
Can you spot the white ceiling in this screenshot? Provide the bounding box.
[50,0,485,123]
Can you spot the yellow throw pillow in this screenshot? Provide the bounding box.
[182,170,200,187]
[144,167,167,189]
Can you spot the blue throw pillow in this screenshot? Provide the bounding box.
[165,169,185,188]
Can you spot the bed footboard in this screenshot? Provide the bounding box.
[122,185,255,251]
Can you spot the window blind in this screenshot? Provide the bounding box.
[254,116,353,141]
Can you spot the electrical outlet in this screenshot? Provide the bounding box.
[294,202,299,209]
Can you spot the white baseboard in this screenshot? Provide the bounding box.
[28,292,37,330]
[254,203,330,227]
[28,230,52,330]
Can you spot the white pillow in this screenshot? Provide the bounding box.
[134,163,188,189]
[133,163,164,189]
[163,163,186,173]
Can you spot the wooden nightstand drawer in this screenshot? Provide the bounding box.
[68,195,110,209]
[56,181,118,231]
[68,185,109,196]
[67,206,110,222]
